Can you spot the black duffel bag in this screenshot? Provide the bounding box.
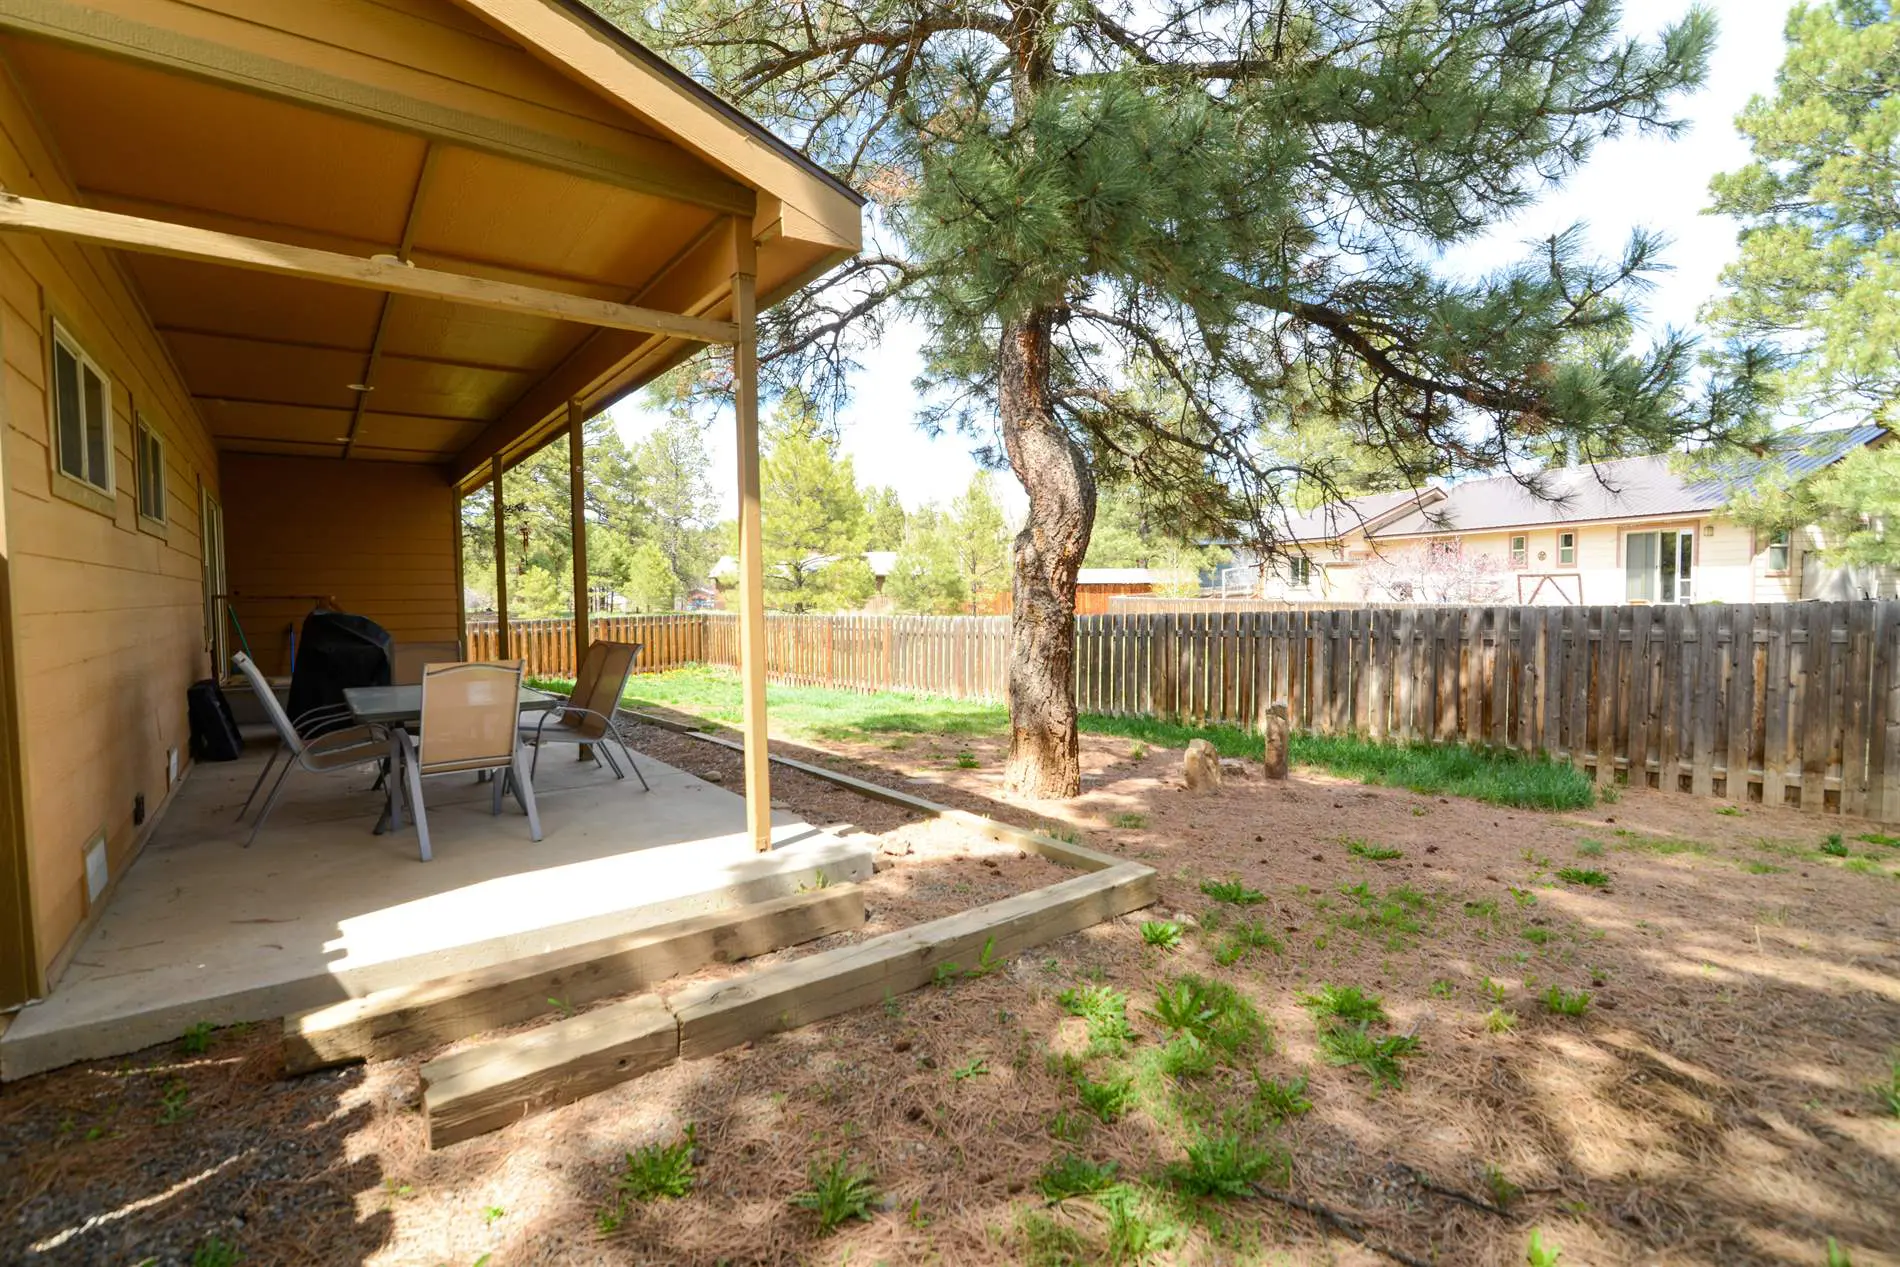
[187,677,243,762]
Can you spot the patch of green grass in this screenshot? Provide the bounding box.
[1483,1163,1522,1209]
[1876,1053,1900,1118]
[1298,983,1387,1025]
[953,750,979,769]
[1199,878,1266,906]
[1543,987,1591,1018]
[1112,812,1149,829]
[951,1057,989,1082]
[1058,984,1136,1055]
[1486,1008,1518,1034]
[1251,1073,1312,1120]
[1715,805,1743,817]
[1527,1227,1563,1266]
[1316,1023,1419,1089]
[608,668,1596,811]
[1429,978,1456,998]
[1575,839,1606,857]
[190,1238,243,1267]
[1521,927,1553,946]
[1101,1184,1188,1260]
[791,1153,880,1235]
[1463,897,1501,921]
[1038,1154,1122,1201]
[481,1205,506,1226]
[1213,919,1282,966]
[1338,881,1429,948]
[1017,1210,1088,1266]
[1164,1130,1288,1198]
[1820,833,1850,858]
[1857,832,1900,848]
[1826,1236,1853,1267]
[1555,867,1609,889]
[156,1081,190,1126]
[1610,830,1712,857]
[178,1022,216,1056]
[1081,716,1596,809]
[1047,1109,1091,1143]
[1147,975,1268,1059]
[616,1125,698,1202]
[1744,861,1784,875]
[1345,838,1403,861]
[1074,1070,1135,1122]
[1140,920,1185,951]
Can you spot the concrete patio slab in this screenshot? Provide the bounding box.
[1,744,870,1080]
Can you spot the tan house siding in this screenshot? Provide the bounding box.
[0,66,221,983]
[221,455,458,676]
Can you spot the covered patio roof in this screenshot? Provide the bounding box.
[0,0,861,474]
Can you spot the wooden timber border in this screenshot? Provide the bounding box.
[414,717,1157,1146]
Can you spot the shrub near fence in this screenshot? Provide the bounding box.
[470,602,1900,822]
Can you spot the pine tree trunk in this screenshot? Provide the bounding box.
[1000,309,1095,799]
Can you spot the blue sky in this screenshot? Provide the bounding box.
[613,0,1798,520]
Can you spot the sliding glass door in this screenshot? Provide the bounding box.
[1626,529,1694,603]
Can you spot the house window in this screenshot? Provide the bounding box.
[1287,556,1312,588]
[51,321,113,495]
[1557,531,1576,566]
[135,417,165,524]
[1765,529,1791,573]
[1428,537,1459,562]
[1509,534,1528,567]
[1626,529,1695,604]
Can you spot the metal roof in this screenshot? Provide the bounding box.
[1370,426,1887,537]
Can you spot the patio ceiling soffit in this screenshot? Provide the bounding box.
[0,0,757,217]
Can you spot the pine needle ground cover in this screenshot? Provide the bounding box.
[3,706,1895,1264]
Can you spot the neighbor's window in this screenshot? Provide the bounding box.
[135,417,165,524]
[1558,531,1576,566]
[1428,537,1460,562]
[1287,556,1312,588]
[51,321,113,494]
[1765,528,1791,573]
[1509,534,1528,567]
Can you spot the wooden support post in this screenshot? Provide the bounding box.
[568,400,589,676]
[491,456,510,660]
[732,224,771,852]
[451,489,467,655]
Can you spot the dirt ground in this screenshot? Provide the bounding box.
[3,716,1897,1266]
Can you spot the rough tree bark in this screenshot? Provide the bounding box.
[1000,310,1095,798]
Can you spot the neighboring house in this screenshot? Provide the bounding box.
[1221,426,1892,605]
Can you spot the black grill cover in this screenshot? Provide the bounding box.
[286,610,392,734]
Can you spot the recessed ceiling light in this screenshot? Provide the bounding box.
[347,383,375,392]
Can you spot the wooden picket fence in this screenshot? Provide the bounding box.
[466,613,708,680]
[467,602,1900,821]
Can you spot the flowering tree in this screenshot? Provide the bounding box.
[1361,543,1508,604]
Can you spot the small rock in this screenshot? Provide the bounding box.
[1311,853,1323,862]
[1255,835,1264,843]
[1183,739,1222,791]
[1426,845,1439,854]
[872,857,895,873]
[703,770,724,783]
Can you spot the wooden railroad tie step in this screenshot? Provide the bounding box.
[419,862,1157,1148]
[283,885,866,1074]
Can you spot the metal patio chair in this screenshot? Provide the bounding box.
[392,639,464,685]
[230,651,391,847]
[517,639,649,791]
[396,659,541,862]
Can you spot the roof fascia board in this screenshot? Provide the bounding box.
[450,0,863,239]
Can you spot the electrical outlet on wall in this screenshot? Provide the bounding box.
[83,834,109,907]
